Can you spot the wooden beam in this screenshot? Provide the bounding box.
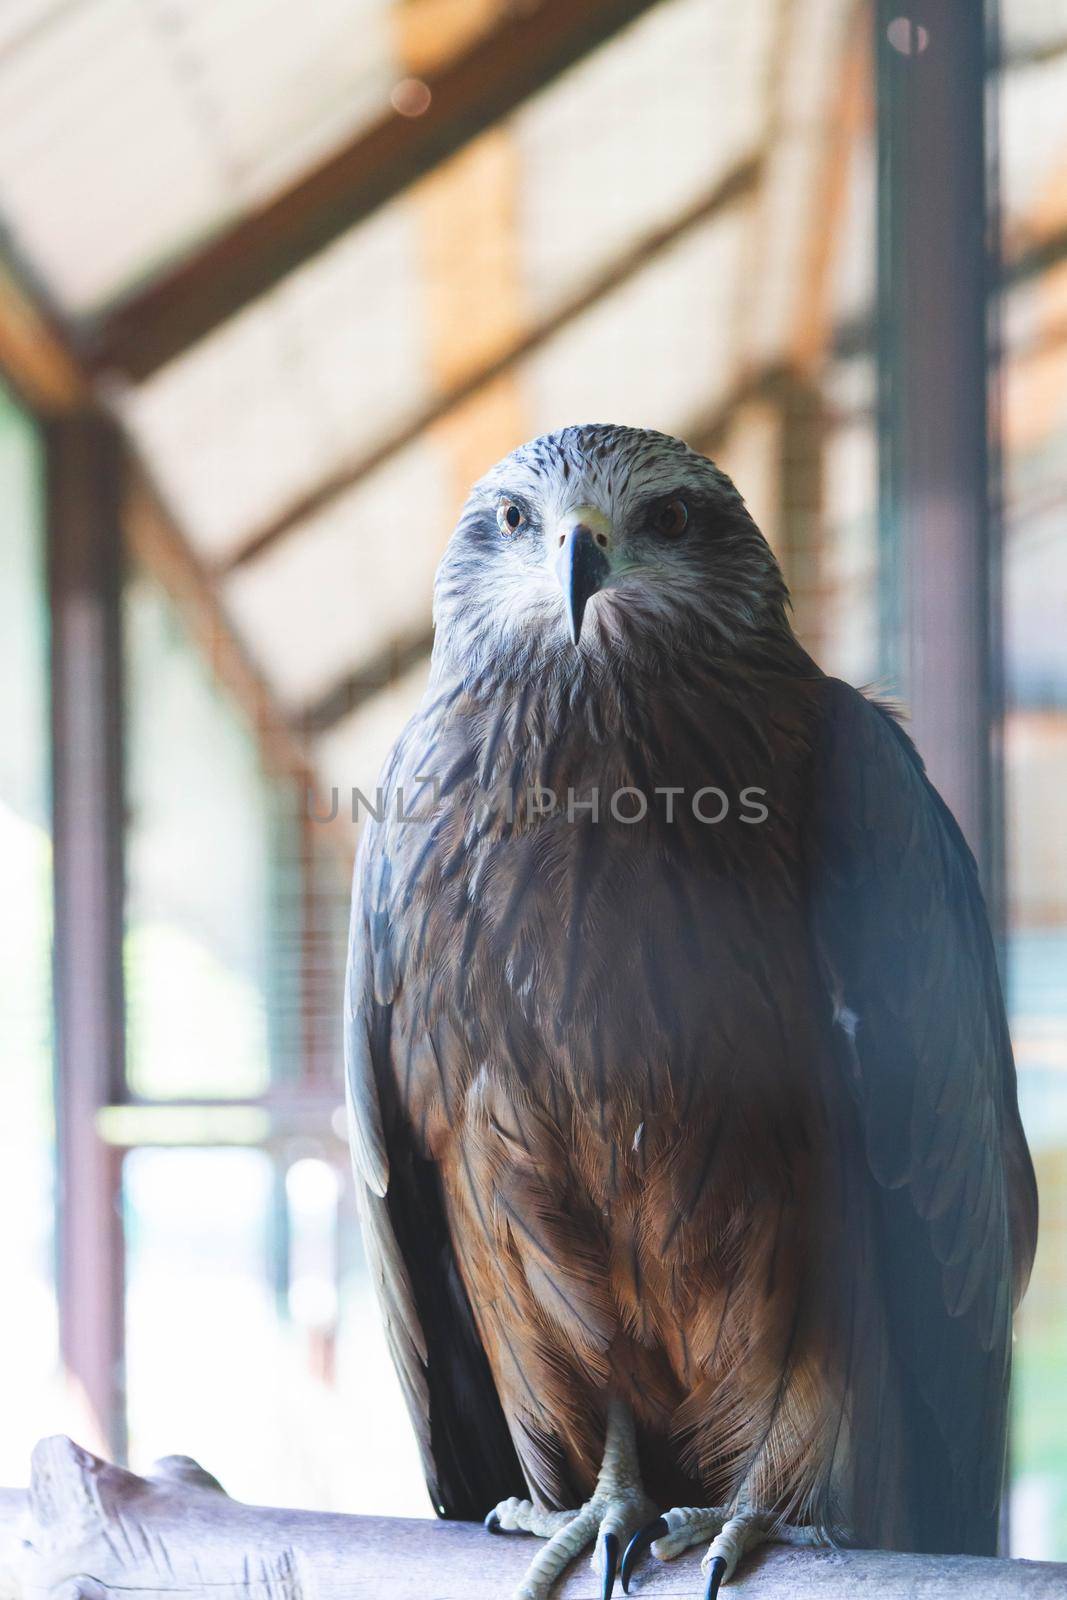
[5,1438,1067,1599]
[47,414,128,1461]
[222,155,762,576]
[124,466,311,785]
[83,0,668,384]
[123,466,351,869]
[1004,220,1067,287]
[0,256,86,413]
[1003,30,1067,70]
[393,0,532,575]
[302,625,435,736]
[790,1,870,373]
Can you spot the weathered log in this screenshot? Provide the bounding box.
[1,1437,1065,1599]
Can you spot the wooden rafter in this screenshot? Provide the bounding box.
[1005,221,1067,287]
[82,0,668,384]
[393,1,532,545]
[789,0,870,373]
[0,256,85,413]
[124,465,316,791]
[301,624,437,736]
[222,155,762,576]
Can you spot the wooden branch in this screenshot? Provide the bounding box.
[2,1438,1066,1600]
[82,0,666,384]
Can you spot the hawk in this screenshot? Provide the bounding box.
[345,425,1036,1600]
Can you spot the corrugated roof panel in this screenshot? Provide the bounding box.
[0,0,227,307]
[122,0,774,565]
[739,0,857,367]
[157,0,395,202]
[0,0,861,736]
[122,200,430,559]
[218,207,746,721]
[522,210,747,440]
[0,0,500,312]
[0,0,74,59]
[1002,52,1067,237]
[515,0,773,316]
[1004,0,1067,52]
[222,438,449,712]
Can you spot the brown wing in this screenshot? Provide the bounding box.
[344,726,526,1520]
[806,678,1037,1553]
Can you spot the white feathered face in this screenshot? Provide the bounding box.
[433,424,791,673]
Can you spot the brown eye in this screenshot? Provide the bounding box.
[654,497,688,538]
[497,499,525,535]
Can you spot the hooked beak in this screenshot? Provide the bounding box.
[555,521,610,647]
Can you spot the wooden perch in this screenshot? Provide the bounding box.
[1,1438,1066,1599]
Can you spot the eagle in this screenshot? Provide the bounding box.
[344,425,1036,1600]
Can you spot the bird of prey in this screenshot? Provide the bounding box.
[345,425,1036,1600]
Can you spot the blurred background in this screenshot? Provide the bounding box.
[0,0,1065,1558]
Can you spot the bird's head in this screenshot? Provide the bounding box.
[432,424,794,682]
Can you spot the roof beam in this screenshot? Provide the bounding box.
[301,625,436,737]
[0,256,86,412]
[788,2,869,373]
[1003,31,1067,70]
[83,0,668,385]
[1004,221,1067,287]
[222,154,762,576]
[124,464,317,790]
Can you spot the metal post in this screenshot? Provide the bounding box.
[875,0,1001,895]
[47,412,127,1459]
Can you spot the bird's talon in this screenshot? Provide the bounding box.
[484,1508,502,1533]
[599,1530,619,1599]
[620,1516,668,1591]
[703,1555,728,1600]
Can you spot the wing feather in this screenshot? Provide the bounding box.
[344,766,526,1518]
[807,679,1037,1553]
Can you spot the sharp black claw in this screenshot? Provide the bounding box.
[601,1530,620,1599]
[484,1509,502,1533]
[704,1555,728,1599]
[620,1516,668,1593]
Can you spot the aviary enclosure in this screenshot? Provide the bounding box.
[0,2,1066,1596]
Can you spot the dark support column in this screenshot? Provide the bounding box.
[48,413,127,1459]
[876,1,1001,896]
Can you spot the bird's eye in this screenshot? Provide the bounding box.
[654,497,688,539]
[497,499,525,536]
